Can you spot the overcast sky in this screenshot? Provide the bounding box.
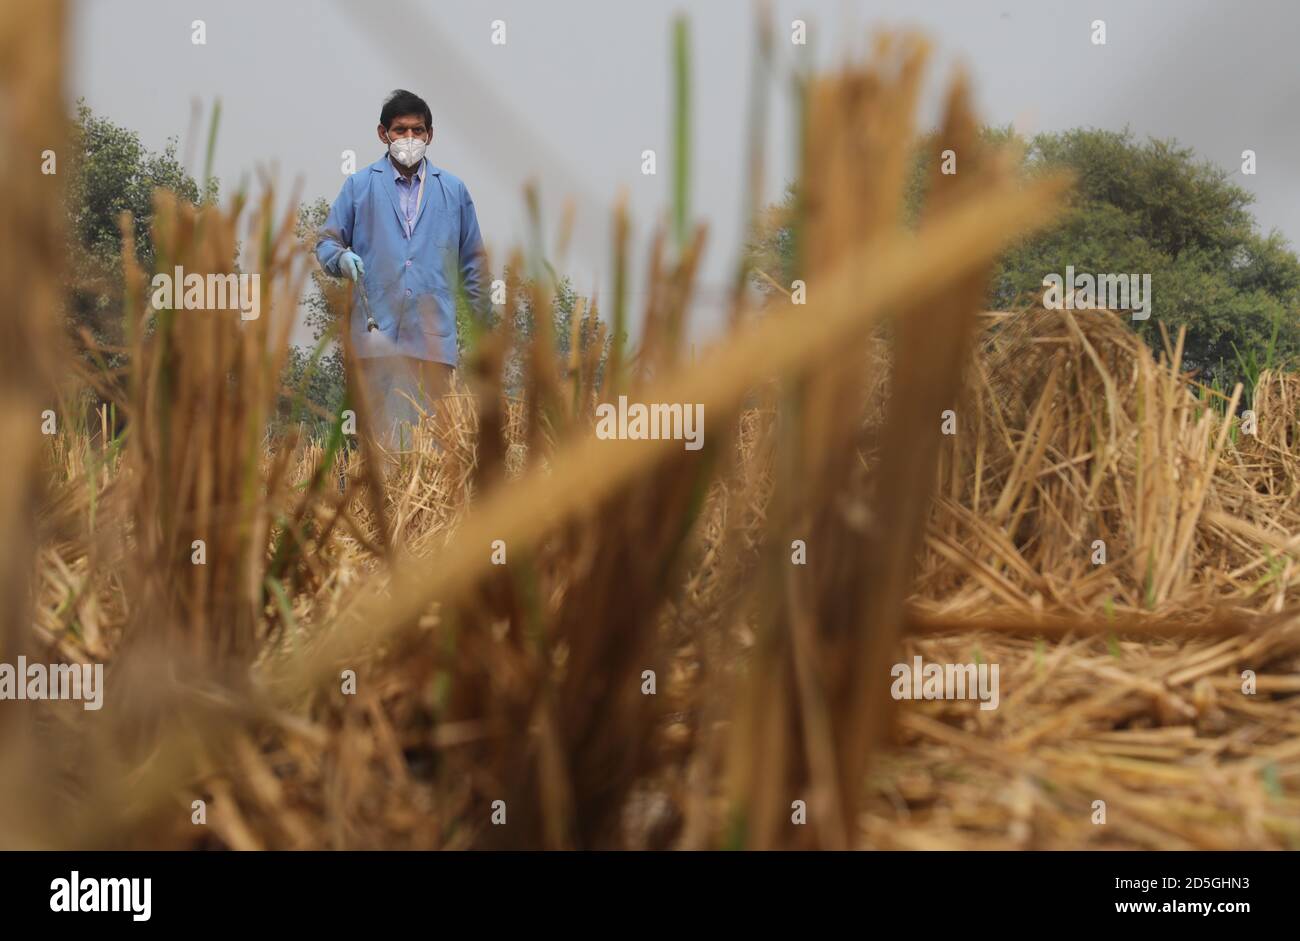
[70,0,1300,343]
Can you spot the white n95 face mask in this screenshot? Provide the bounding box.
[386,134,427,168]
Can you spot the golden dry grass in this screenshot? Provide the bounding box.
[3,4,1298,851]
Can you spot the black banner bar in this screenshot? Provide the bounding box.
[0,851,1280,927]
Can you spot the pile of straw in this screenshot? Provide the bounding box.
[3,4,1297,851]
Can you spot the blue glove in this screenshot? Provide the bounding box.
[338,250,364,281]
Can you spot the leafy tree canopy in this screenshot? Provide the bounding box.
[750,126,1300,391]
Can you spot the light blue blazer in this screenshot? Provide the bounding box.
[316,155,488,364]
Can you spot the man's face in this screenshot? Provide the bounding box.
[379,114,431,146]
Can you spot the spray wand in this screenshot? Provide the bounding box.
[358,277,379,332]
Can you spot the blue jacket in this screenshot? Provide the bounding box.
[316,155,488,364]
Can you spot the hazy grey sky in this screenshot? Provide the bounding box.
[70,0,1300,342]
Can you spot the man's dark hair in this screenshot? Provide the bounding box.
[380,89,433,130]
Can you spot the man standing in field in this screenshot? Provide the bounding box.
[316,89,488,448]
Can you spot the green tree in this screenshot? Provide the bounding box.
[278,197,346,438]
[501,270,610,395]
[749,126,1300,391]
[65,101,215,361]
